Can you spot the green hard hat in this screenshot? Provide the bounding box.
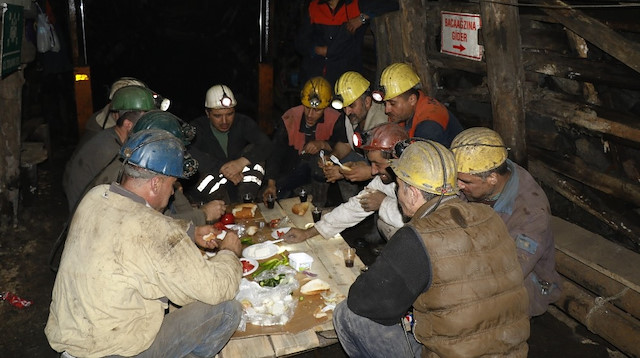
[132,110,195,145]
[111,85,155,111]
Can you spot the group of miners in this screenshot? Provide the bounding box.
[47,23,563,355]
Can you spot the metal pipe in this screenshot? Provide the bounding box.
[79,0,87,65]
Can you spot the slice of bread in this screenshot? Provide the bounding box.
[300,278,330,295]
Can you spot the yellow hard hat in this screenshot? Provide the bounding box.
[390,140,458,196]
[333,71,370,108]
[301,77,332,109]
[450,127,508,174]
[378,63,420,100]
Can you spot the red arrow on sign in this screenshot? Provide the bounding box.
[453,44,466,52]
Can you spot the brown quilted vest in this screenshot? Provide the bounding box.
[409,197,530,358]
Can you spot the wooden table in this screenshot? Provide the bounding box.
[218,197,364,358]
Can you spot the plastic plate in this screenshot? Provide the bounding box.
[240,258,259,276]
[271,227,291,239]
[242,242,279,260]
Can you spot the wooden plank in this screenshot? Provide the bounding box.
[480,0,528,165]
[551,216,640,294]
[398,0,434,94]
[536,0,640,73]
[219,336,275,358]
[270,331,320,357]
[277,197,315,230]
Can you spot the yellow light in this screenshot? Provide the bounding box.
[75,74,89,81]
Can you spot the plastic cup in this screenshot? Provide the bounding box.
[312,207,322,222]
[267,194,275,209]
[344,247,355,267]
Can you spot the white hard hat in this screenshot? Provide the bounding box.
[109,77,147,100]
[205,85,237,109]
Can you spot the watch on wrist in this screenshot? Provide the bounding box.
[359,13,367,24]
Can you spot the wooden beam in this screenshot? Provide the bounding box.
[398,0,434,95]
[523,52,640,90]
[536,0,640,74]
[530,147,640,207]
[530,159,640,248]
[528,96,640,143]
[480,0,528,165]
[556,251,640,320]
[555,278,640,357]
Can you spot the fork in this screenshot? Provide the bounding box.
[329,155,350,171]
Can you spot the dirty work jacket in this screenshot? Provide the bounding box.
[45,184,242,357]
[410,198,530,357]
[314,176,402,239]
[493,160,563,316]
[62,127,122,211]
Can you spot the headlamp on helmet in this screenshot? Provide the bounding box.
[220,87,233,107]
[371,86,386,102]
[152,92,171,111]
[331,94,345,110]
[352,131,369,149]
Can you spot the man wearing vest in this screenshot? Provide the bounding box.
[263,76,346,205]
[375,62,464,147]
[451,127,562,317]
[333,140,530,358]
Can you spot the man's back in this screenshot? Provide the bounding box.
[410,198,530,357]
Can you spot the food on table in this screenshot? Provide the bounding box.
[232,203,257,219]
[246,225,258,236]
[241,259,255,274]
[252,254,289,278]
[292,202,310,216]
[220,213,235,225]
[300,278,330,295]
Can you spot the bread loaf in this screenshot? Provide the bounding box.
[292,202,310,216]
[232,203,257,219]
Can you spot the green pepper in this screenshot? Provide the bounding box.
[240,237,253,245]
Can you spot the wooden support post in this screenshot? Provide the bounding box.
[258,63,274,135]
[0,71,24,228]
[398,0,434,94]
[480,0,527,166]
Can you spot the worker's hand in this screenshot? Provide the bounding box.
[314,46,328,57]
[322,164,343,183]
[346,17,365,34]
[359,190,386,212]
[303,140,329,155]
[217,230,242,257]
[342,162,373,182]
[195,225,221,250]
[220,158,250,180]
[283,227,318,243]
[262,180,277,204]
[227,172,243,186]
[200,200,226,221]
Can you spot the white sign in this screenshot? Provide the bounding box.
[441,11,483,61]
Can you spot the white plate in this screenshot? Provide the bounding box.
[240,258,259,276]
[242,242,279,260]
[271,227,291,239]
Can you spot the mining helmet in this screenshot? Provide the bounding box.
[332,71,370,109]
[359,123,409,155]
[205,85,237,109]
[450,127,508,174]
[301,77,332,109]
[390,140,458,196]
[109,77,147,100]
[132,110,196,145]
[120,129,198,179]
[373,63,421,101]
[110,85,156,112]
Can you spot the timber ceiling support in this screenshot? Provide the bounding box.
[535,0,640,74]
[480,0,528,165]
[398,0,434,95]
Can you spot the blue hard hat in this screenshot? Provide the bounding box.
[132,110,195,145]
[120,129,198,178]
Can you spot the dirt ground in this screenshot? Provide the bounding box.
[0,142,628,357]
